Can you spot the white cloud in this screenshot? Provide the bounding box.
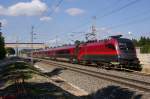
[0,6,7,15]
[40,16,52,21]
[0,0,48,16]
[65,8,85,16]
[0,19,8,26]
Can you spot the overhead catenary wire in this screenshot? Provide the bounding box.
[83,15,150,39]
[72,0,144,40]
[63,0,141,38]
[70,14,150,41]
[57,0,140,43]
[98,0,141,19]
[35,0,64,29]
[38,0,143,45]
[108,15,150,30]
[47,0,64,16]
[37,0,138,42]
[103,7,150,28]
[57,0,124,36]
[33,0,64,46]
[91,14,150,39]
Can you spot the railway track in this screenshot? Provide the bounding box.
[41,57,150,77]
[36,59,150,92]
[23,57,150,77]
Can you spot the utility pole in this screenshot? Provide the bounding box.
[16,36,19,57]
[31,26,34,65]
[128,32,132,40]
[69,34,75,44]
[85,16,97,41]
[0,22,2,36]
[0,22,2,31]
[92,16,97,36]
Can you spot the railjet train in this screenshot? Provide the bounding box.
[32,35,142,70]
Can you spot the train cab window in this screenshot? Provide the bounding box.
[119,43,127,50]
[106,44,115,50]
[119,42,134,50]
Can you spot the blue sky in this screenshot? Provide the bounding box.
[0,0,150,46]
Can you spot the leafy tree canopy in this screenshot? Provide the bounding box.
[0,32,6,59]
[6,47,15,55]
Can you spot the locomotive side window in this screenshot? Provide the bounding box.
[57,50,70,54]
[106,44,115,50]
[119,43,127,50]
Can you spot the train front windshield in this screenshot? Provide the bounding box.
[118,39,135,51]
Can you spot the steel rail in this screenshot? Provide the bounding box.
[23,57,150,77]
[41,57,150,77]
[40,59,150,92]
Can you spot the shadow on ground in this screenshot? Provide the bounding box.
[0,63,143,99]
[44,67,66,77]
[81,85,143,99]
[0,83,143,99]
[0,82,79,99]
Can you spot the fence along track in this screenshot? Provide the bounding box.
[39,59,150,92]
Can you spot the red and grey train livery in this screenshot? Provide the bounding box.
[32,35,142,70]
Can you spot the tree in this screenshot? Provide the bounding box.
[74,40,81,45]
[136,36,150,53]
[6,47,15,56]
[132,39,138,46]
[140,44,150,53]
[0,32,6,59]
[0,62,43,94]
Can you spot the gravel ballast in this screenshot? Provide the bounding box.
[35,61,150,99]
[46,60,150,83]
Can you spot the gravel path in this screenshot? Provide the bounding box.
[35,61,150,99]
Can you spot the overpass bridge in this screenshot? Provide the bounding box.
[5,43,47,49]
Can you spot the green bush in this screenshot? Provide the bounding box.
[140,44,150,53]
[6,47,15,56]
[133,36,150,53]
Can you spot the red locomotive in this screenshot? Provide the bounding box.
[32,35,142,70]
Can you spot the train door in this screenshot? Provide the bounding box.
[71,44,79,63]
[70,42,80,63]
